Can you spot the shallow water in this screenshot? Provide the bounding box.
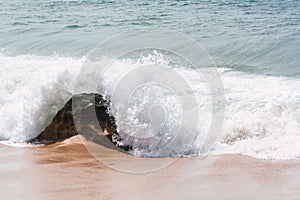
[1,0,299,76]
[0,142,299,199]
[0,0,299,160]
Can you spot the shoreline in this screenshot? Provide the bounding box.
[1,136,299,200]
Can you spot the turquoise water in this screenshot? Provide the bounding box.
[1,0,299,75]
[1,0,300,160]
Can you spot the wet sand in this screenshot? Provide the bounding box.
[1,136,299,200]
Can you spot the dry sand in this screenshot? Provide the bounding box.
[0,135,299,200]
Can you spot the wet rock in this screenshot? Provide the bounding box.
[31,93,118,145]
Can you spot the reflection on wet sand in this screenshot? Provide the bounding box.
[1,136,299,200]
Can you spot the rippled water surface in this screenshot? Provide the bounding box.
[0,0,299,75]
[0,0,300,160]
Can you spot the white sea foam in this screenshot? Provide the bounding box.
[0,53,299,160]
[0,54,83,141]
[212,71,300,160]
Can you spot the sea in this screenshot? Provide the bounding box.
[0,0,299,160]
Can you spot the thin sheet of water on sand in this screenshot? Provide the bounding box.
[0,136,299,200]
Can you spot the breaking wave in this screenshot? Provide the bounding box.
[0,53,299,160]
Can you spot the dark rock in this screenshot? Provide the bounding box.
[31,93,131,151]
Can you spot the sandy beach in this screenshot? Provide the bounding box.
[1,0,300,200]
[1,136,299,200]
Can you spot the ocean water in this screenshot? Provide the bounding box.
[0,0,299,160]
